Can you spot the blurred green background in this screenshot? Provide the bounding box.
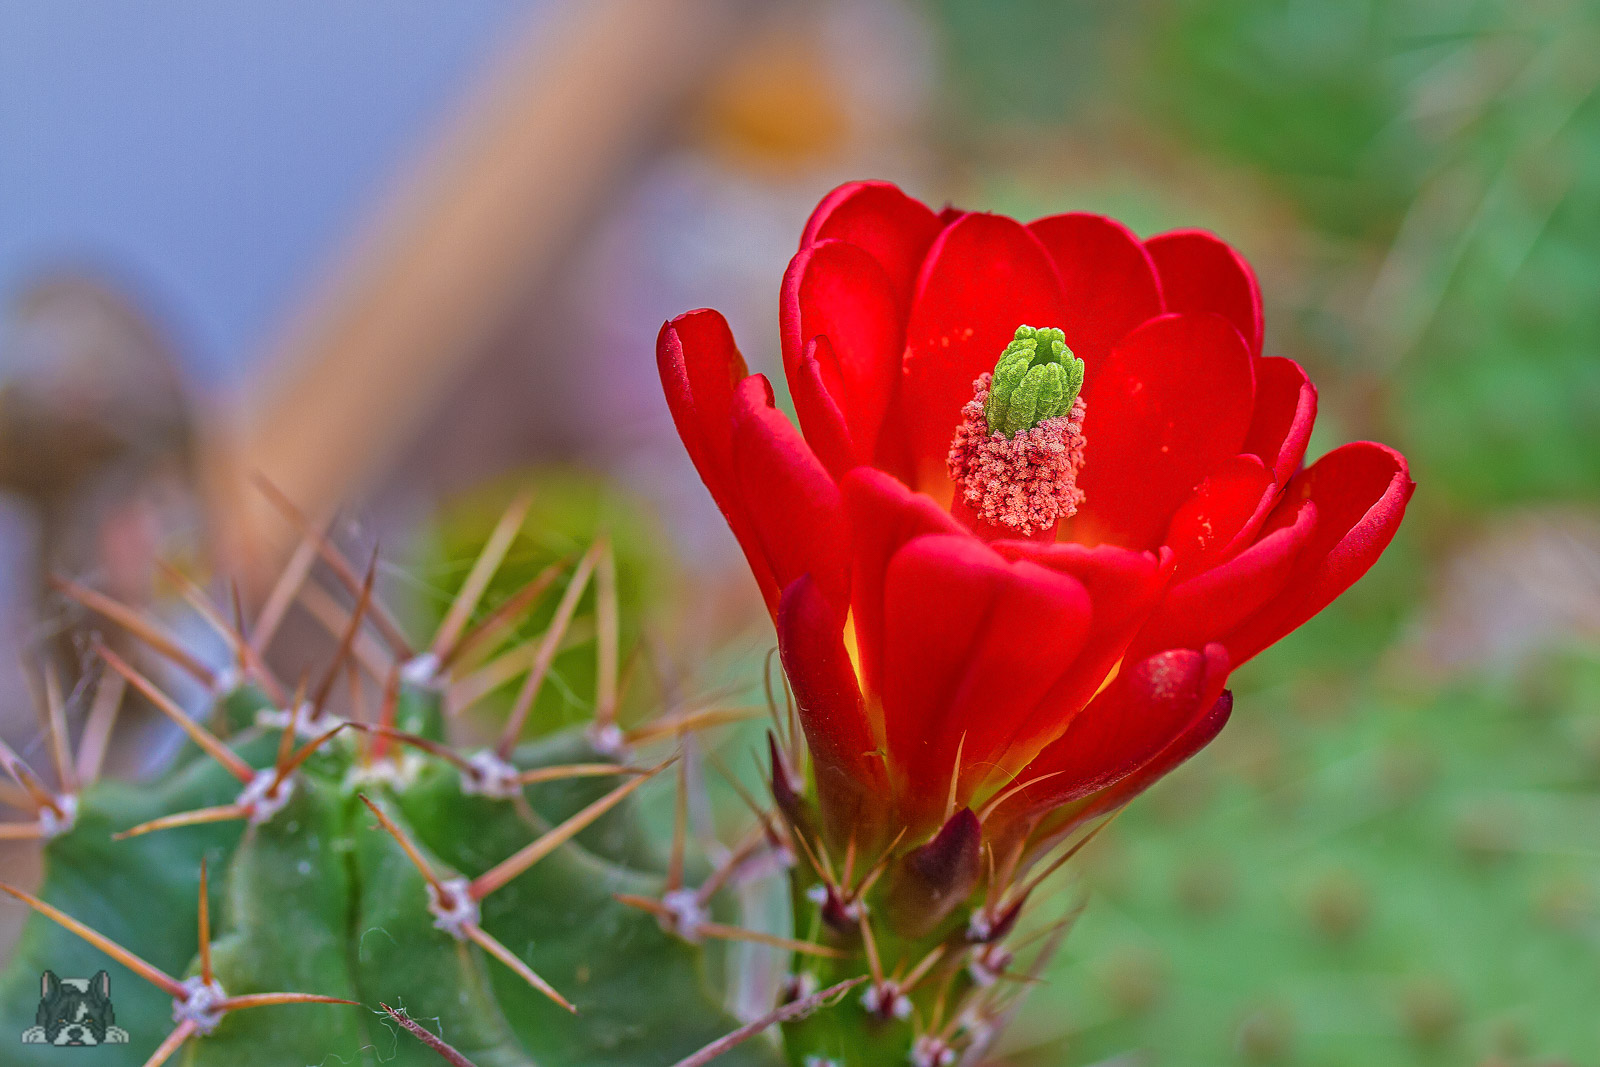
[2,0,1597,1063]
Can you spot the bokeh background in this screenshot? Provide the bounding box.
[3,1,1599,1063]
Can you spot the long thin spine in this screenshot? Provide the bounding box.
[96,644,254,783]
[252,476,414,657]
[75,669,125,785]
[429,490,532,661]
[495,543,602,758]
[140,1019,198,1067]
[155,559,285,703]
[251,533,320,656]
[593,537,620,733]
[39,662,76,793]
[0,882,185,996]
[442,556,570,672]
[53,576,217,689]
[310,549,378,718]
[197,859,213,985]
[469,757,672,900]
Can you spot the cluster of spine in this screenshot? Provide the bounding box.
[0,481,1094,1066]
[0,485,840,1066]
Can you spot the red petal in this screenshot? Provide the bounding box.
[789,336,859,478]
[777,575,889,847]
[1073,313,1256,549]
[657,310,746,489]
[781,239,903,460]
[1163,453,1277,578]
[1146,230,1264,358]
[729,376,852,615]
[1028,212,1164,384]
[902,214,1067,487]
[840,468,967,700]
[801,180,944,305]
[880,535,1091,829]
[1005,644,1229,818]
[1041,689,1234,843]
[657,312,777,604]
[1244,356,1318,486]
[1091,688,1233,813]
[990,541,1174,766]
[1224,442,1413,664]
[1134,497,1317,656]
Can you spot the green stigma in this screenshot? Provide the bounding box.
[984,325,1085,436]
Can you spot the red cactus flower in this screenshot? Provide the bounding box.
[658,180,1411,852]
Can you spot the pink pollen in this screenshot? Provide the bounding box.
[946,372,1087,537]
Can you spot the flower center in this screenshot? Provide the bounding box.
[945,325,1088,539]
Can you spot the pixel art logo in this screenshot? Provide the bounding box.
[21,971,129,1047]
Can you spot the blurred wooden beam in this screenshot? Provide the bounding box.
[218,0,755,588]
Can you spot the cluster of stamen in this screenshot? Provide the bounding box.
[947,373,1087,535]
